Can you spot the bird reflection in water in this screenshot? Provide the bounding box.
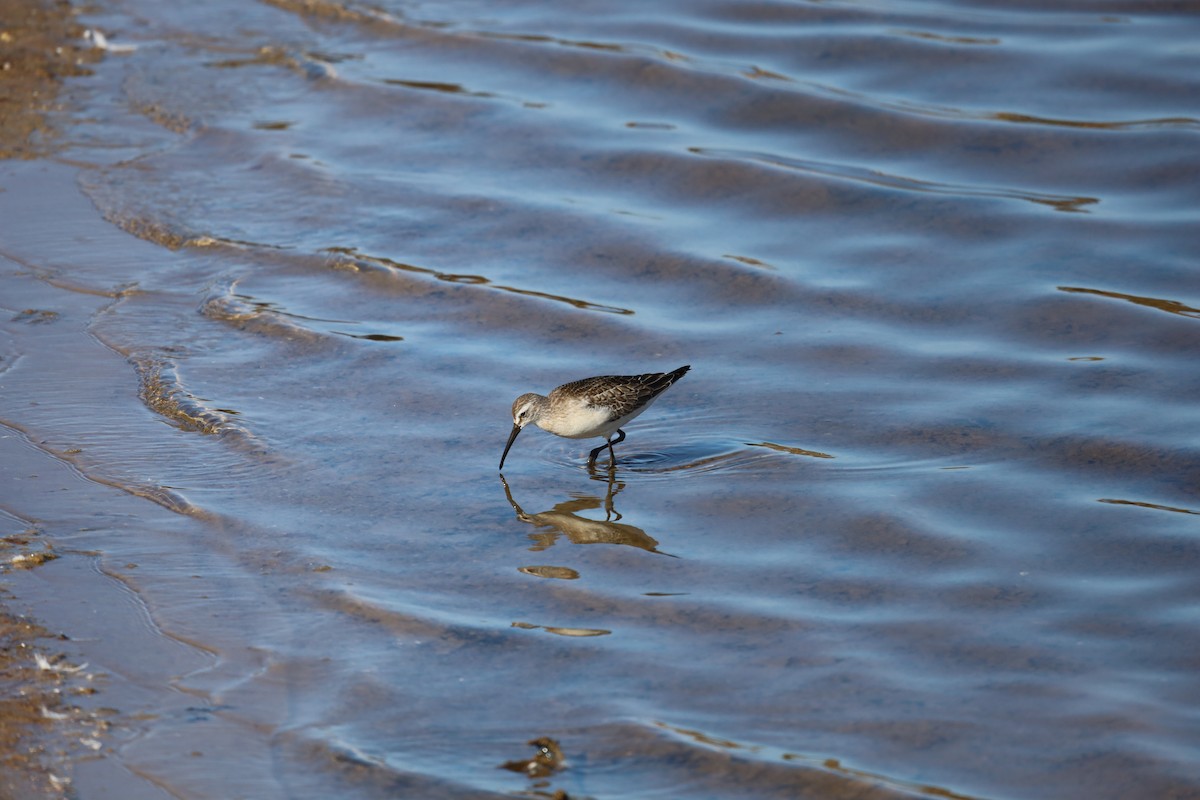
[499,471,674,556]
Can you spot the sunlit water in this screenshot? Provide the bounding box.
[2,0,1198,797]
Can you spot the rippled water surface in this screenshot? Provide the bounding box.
[2,0,1199,797]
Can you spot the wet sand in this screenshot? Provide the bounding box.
[0,2,134,793]
[0,0,98,159]
[0,603,69,799]
[1,0,86,790]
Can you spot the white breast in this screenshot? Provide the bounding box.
[537,396,622,439]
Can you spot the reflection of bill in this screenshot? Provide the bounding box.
[500,473,674,556]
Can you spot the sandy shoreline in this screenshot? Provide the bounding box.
[0,0,98,159]
[1,0,113,793]
[0,599,74,798]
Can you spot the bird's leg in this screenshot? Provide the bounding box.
[588,429,626,468]
[606,429,626,466]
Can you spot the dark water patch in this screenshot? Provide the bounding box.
[858,421,1013,461]
[825,511,974,567]
[1006,291,1200,360]
[1033,434,1200,495]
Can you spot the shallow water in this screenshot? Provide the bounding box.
[2,0,1199,797]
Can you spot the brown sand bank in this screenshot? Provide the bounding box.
[0,0,99,159]
[0,604,72,799]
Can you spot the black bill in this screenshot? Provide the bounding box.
[499,424,522,470]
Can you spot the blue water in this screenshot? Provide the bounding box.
[1,0,1198,796]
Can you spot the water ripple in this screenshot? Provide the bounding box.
[325,246,635,315]
[200,279,336,344]
[691,146,1099,212]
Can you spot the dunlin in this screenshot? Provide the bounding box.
[499,365,689,469]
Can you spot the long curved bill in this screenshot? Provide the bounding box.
[499,424,522,470]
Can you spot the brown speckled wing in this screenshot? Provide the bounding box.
[551,365,689,418]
